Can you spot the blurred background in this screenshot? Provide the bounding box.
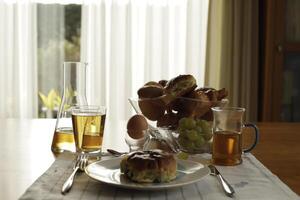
[0,0,299,122]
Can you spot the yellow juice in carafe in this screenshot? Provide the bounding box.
[51,127,75,154]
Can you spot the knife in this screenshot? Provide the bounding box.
[208,165,235,197]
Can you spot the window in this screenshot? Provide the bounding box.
[37,4,81,118]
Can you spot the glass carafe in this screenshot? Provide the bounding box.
[51,62,88,154]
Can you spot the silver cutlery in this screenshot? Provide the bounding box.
[107,149,128,156]
[208,165,235,197]
[61,154,88,194]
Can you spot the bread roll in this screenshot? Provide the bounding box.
[158,80,168,87]
[165,74,197,100]
[120,150,177,183]
[138,85,164,98]
[138,97,166,121]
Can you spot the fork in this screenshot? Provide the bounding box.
[61,154,88,194]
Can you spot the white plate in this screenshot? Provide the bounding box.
[85,157,210,190]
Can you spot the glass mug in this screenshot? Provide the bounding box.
[211,107,259,166]
[71,105,106,153]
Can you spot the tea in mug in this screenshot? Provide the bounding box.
[212,131,242,166]
[72,113,106,152]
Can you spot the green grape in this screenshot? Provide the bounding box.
[198,120,211,134]
[179,118,188,128]
[195,126,203,134]
[185,142,195,151]
[186,118,196,129]
[186,130,198,141]
[179,117,196,129]
[178,136,195,150]
[195,136,205,147]
[177,126,184,133]
[179,129,188,137]
[177,152,189,160]
[196,119,203,127]
[178,135,189,146]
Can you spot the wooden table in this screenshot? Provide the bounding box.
[0,119,299,199]
[243,123,300,195]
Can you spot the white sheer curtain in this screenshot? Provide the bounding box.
[81,0,209,121]
[0,1,38,118]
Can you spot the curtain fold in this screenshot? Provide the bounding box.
[205,0,259,121]
[81,0,209,121]
[0,1,38,118]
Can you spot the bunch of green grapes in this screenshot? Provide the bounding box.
[177,117,212,153]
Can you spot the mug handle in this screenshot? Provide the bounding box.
[243,123,259,153]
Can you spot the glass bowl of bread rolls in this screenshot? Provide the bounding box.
[128,74,228,154]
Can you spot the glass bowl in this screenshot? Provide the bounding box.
[128,96,228,154]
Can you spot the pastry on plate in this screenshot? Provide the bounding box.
[120,150,177,183]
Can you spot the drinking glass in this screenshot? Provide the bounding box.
[71,105,106,154]
[211,107,259,166]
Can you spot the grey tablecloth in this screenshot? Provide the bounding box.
[20,153,299,200]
